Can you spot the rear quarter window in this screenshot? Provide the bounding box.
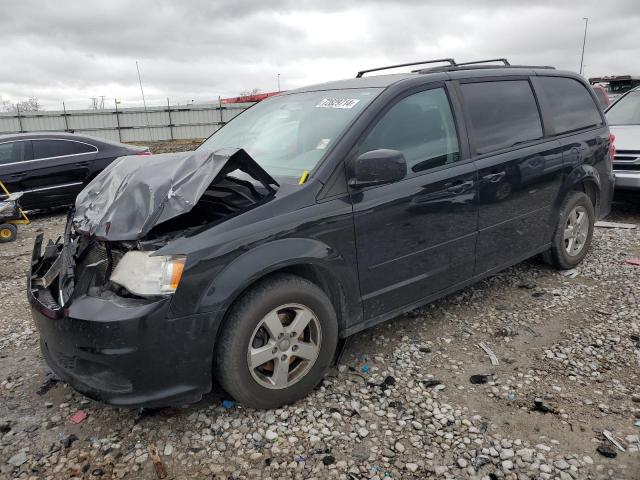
[538,77,603,134]
[461,80,543,154]
[33,139,96,159]
[0,141,26,165]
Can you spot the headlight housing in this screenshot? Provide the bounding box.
[110,251,186,296]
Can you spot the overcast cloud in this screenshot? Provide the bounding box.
[0,0,638,110]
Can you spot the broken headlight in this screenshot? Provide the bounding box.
[110,251,186,296]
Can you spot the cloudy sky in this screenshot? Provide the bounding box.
[1,0,638,110]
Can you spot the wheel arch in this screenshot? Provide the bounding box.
[203,238,361,353]
[561,164,602,216]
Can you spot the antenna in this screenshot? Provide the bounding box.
[136,60,152,138]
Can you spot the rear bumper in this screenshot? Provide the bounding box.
[614,171,640,191]
[598,171,616,219]
[28,234,222,408]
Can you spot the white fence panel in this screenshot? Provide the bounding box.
[0,102,253,142]
[20,114,67,131]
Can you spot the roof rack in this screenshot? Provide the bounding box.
[357,58,556,78]
[456,58,510,66]
[416,64,556,74]
[356,59,456,78]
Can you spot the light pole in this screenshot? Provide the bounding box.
[277,73,281,92]
[579,17,589,76]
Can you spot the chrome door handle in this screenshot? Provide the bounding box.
[482,172,506,183]
[446,180,474,193]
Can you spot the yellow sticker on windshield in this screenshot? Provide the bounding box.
[299,170,309,185]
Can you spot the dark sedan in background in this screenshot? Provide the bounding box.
[0,132,149,210]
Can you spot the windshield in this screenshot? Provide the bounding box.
[606,91,640,125]
[198,88,382,178]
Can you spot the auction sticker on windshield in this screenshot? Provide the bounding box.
[315,98,360,109]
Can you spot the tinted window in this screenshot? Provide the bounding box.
[538,76,602,134]
[0,142,26,165]
[461,80,543,154]
[33,139,95,159]
[606,91,640,125]
[360,88,460,174]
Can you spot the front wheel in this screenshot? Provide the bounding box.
[214,274,338,409]
[543,191,595,269]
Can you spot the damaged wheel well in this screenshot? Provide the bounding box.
[276,264,348,334]
[572,180,599,216]
[212,264,348,360]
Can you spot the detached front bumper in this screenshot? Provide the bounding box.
[28,233,220,408]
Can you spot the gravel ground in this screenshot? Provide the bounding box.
[1,143,639,479]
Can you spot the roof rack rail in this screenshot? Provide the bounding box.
[416,63,555,74]
[356,59,456,78]
[456,58,510,66]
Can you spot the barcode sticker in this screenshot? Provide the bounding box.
[315,98,360,109]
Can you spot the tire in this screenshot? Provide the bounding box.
[543,191,595,269]
[214,273,338,409]
[0,224,17,243]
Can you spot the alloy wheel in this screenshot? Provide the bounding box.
[563,205,589,256]
[247,303,322,389]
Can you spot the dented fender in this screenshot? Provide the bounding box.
[195,237,361,333]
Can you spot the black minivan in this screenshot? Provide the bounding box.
[29,59,614,409]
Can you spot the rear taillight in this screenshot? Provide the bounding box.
[609,133,616,162]
[136,150,152,156]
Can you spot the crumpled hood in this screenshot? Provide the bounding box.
[73,148,278,241]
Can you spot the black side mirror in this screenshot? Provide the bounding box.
[348,149,407,188]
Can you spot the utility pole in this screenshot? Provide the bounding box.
[277,73,281,92]
[579,17,589,76]
[114,98,122,142]
[62,101,70,132]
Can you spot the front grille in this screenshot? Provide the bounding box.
[614,150,640,164]
[73,240,111,298]
[614,164,640,172]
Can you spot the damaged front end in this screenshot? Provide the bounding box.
[27,148,279,407]
[29,210,152,316]
[29,148,278,312]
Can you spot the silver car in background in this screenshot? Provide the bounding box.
[606,87,640,191]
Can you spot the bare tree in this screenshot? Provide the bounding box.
[0,97,12,112]
[238,88,261,97]
[0,96,41,113]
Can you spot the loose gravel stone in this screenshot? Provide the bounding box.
[7,452,27,467]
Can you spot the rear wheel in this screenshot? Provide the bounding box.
[214,274,338,409]
[543,191,595,269]
[0,224,17,242]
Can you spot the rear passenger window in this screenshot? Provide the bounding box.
[0,142,26,165]
[538,77,602,134]
[360,88,460,174]
[461,80,543,154]
[33,140,96,159]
